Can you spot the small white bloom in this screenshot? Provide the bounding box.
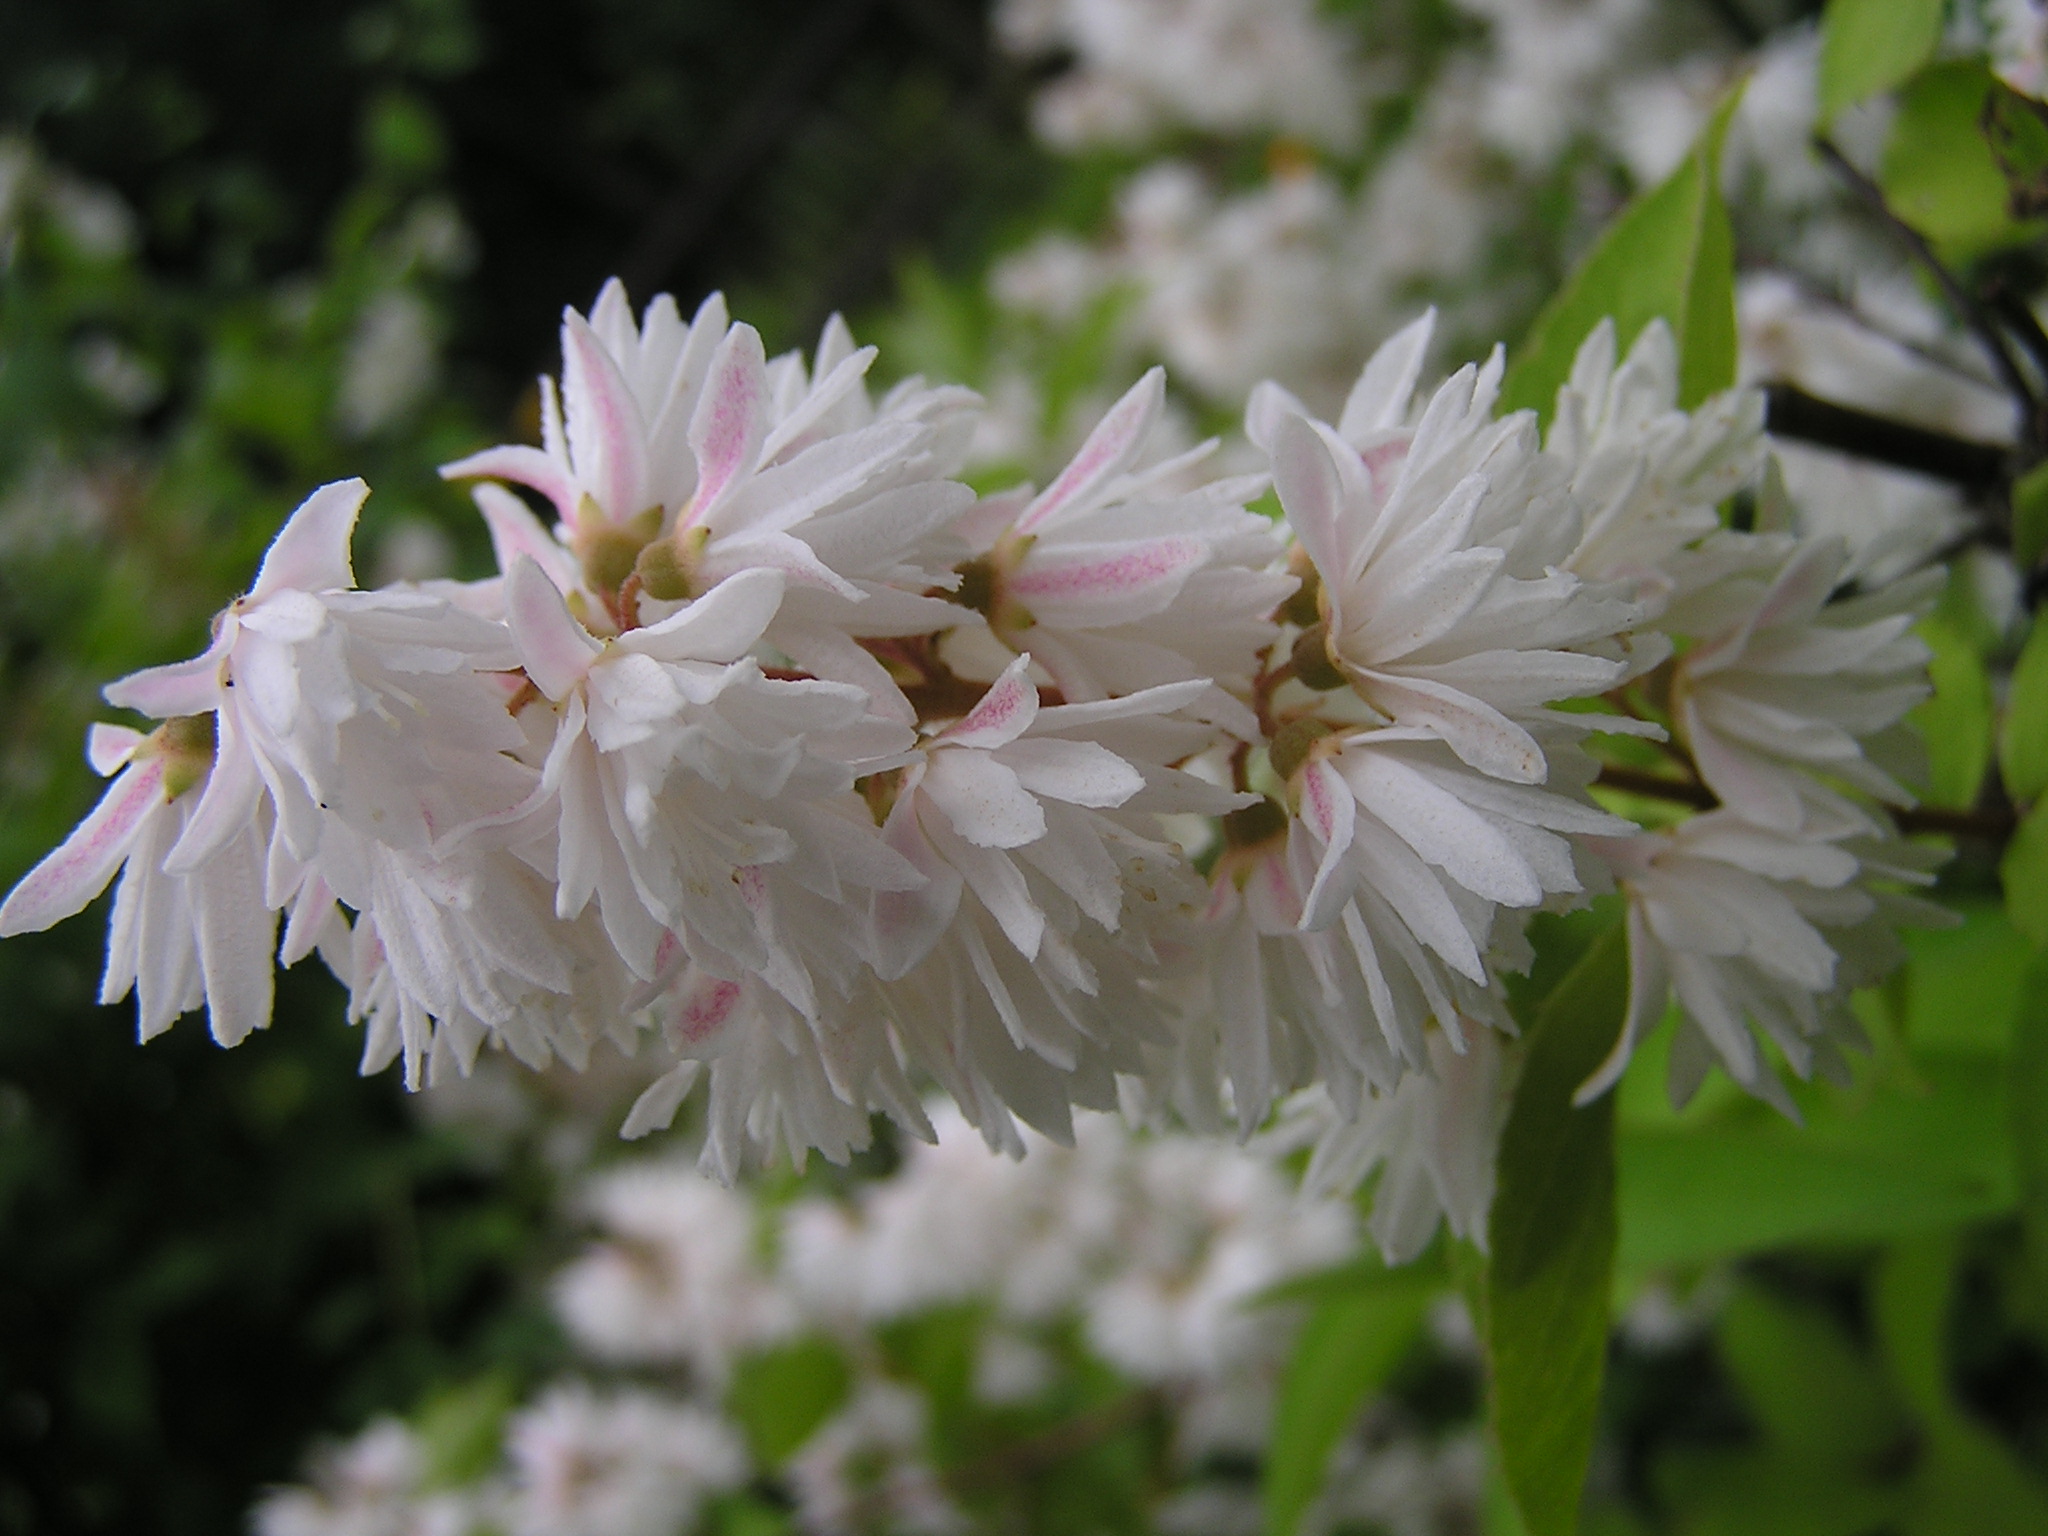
[502,1384,748,1536]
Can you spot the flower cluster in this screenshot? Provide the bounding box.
[1,275,1947,1254]
[254,1105,1487,1536]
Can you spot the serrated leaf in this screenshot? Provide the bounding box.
[1501,92,1740,422]
[2004,800,2048,949]
[1882,61,2046,263]
[1263,1274,1436,1536]
[2001,620,2048,805]
[1817,0,1944,124]
[726,1335,852,1466]
[1912,618,1993,810]
[2013,461,2048,576]
[1486,921,1627,1536]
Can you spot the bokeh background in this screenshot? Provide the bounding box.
[5,1,2047,1533]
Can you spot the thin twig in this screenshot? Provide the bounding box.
[1813,135,2041,429]
[1595,765,2018,842]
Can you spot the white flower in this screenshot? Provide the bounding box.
[1261,313,1644,785]
[1274,1026,1510,1264]
[1543,317,1765,592]
[502,1385,748,1536]
[1582,812,1879,1112]
[1666,533,1936,837]
[253,1419,475,1536]
[956,368,1292,733]
[551,1160,797,1381]
[785,1380,964,1536]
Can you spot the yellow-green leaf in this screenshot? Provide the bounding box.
[1263,1272,1436,1536]
[1501,92,1741,422]
[2002,619,2048,806]
[1913,618,1994,809]
[2004,800,2048,950]
[1486,922,1627,1536]
[1817,0,1944,124]
[2013,460,2048,577]
[1882,61,2047,263]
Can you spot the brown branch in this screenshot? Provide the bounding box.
[1763,383,2012,495]
[1595,765,2017,842]
[944,1390,1157,1494]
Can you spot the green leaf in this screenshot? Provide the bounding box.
[725,1335,852,1466]
[1501,92,1740,422]
[1902,898,2034,1056]
[2013,461,2048,577]
[2004,800,2048,950]
[413,1372,520,1487]
[1715,1282,1908,1471]
[1817,0,1945,124]
[1911,618,1993,810]
[2001,619,2048,806]
[1263,1273,1436,1536]
[2012,956,2048,1316]
[1618,1057,2016,1271]
[1874,1235,2048,1535]
[1486,922,1627,1536]
[1881,62,2046,263]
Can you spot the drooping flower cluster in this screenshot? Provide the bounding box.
[1,275,1950,1256]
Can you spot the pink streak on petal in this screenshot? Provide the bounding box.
[562,309,649,518]
[0,758,166,935]
[473,483,578,589]
[1006,538,1204,603]
[439,444,578,519]
[250,479,368,599]
[940,656,1039,749]
[687,324,769,519]
[672,975,742,1044]
[506,557,602,702]
[1015,368,1162,534]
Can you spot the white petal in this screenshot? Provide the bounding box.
[1015,368,1162,535]
[921,750,1047,849]
[439,444,577,519]
[0,759,167,935]
[1338,309,1434,442]
[561,309,649,517]
[251,479,368,599]
[940,656,1040,749]
[688,323,770,517]
[997,737,1142,808]
[506,557,602,701]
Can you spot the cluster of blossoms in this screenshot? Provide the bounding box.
[257,1105,1489,1536]
[0,271,1951,1255]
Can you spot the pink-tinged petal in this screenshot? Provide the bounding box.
[472,483,578,590]
[621,1061,704,1138]
[1015,367,1162,535]
[921,750,1047,848]
[940,655,1039,749]
[1005,537,1206,625]
[624,566,784,665]
[872,798,965,979]
[103,647,224,718]
[87,723,145,776]
[438,444,577,519]
[163,711,265,875]
[667,970,745,1047]
[997,737,1142,808]
[561,309,649,518]
[1296,759,1357,924]
[0,758,166,934]
[1271,414,1351,609]
[687,323,770,518]
[250,479,369,600]
[506,557,602,701]
[1338,309,1434,443]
